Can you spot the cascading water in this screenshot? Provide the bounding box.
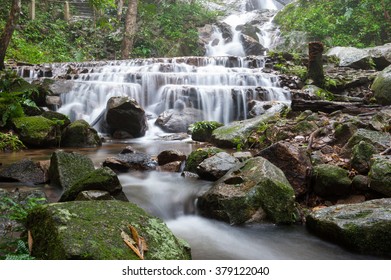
[55,0,290,133]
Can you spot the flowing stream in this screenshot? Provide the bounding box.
[6,0,379,259]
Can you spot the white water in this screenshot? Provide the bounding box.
[56,56,290,130]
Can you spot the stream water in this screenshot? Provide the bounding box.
[3,0,380,260]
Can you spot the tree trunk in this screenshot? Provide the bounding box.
[308,41,325,88]
[121,0,138,59]
[0,0,21,70]
[116,0,124,22]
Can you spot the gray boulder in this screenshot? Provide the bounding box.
[75,190,113,201]
[241,34,266,56]
[306,198,391,257]
[48,151,95,190]
[103,152,157,173]
[197,157,297,225]
[211,103,287,148]
[369,155,391,197]
[257,141,312,198]
[0,159,47,184]
[157,150,186,166]
[196,152,239,181]
[105,97,148,138]
[371,65,391,105]
[155,108,203,133]
[26,200,191,259]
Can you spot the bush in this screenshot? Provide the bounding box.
[274,0,391,48]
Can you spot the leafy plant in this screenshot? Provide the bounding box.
[0,132,26,151]
[0,196,46,260]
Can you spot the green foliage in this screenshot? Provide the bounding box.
[1,0,218,63]
[190,121,223,133]
[274,0,391,48]
[0,70,39,127]
[0,196,45,260]
[0,132,26,151]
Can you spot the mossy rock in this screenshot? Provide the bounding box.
[190,121,223,142]
[292,120,318,135]
[312,164,352,198]
[351,141,376,174]
[41,111,71,129]
[48,151,95,190]
[61,119,102,148]
[197,157,297,224]
[302,85,334,101]
[371,65,391,105]
[342,128,391,157]
[184,147,223,173]
[306,198,391,257]
[12,116,61,147]
[59,167,125,202]
[26,200,191,260]
[211,103,287,148]
[369,156,391,197]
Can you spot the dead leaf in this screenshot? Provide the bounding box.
[28,230,33,253]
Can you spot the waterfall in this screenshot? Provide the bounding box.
[53,0,291,133]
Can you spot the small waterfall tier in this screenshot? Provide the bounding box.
[52,56,290,130]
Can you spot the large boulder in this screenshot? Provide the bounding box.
[12,116,60,147]
[241,34,266,56]
[311,164,352,198]
[371,65,391,105]
[105,97,148,138]
[196,152,239,181]
[59,167,127,202]
[306,198,391,257]
[257,141,312,198]
[326,44,391,70]
[342,128,391,157]
[48,151,95,190]
[157,150,186,166]
[197,157,297,225]
[61,120,102,148]
[26,200,191,260]
[190,121,223,142]
[211,103,287,148]
[368,156,391,197]
[0,159,47,184]
[155,108,203,133]
[103,152,157,173]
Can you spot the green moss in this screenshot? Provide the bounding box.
[292,120,318,135]
[27,201,191,260]
[12,116,60,147]
[61,119,101,148]
[184,147,223,173]
[190,121,223,142]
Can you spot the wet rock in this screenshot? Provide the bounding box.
[26,200,191,259]
[157,150,186,166]
[369,109,391,132]
[59,167,126,202]
[48,151,95,190]
[352,175,369,192]
[257,141,312,198]
[157,161,183,173]
[105,97,148,138]
[211,103,288,148]
[342,129,391,157]
[241,34,266,56]
[75,190,114,201]
[0,159,47,184]
[197,157,297,225]
[350,141,376,174]
[61,120,102,148]
[103,152,157,173]
[197,152,239,181]
[155,108,203,133]
[312,164,352,198]
[119,145,136,154]
[371,65,391,105]
[232,151,252,162]
[368,155,391,197]
[12,116,61,147]
[184,147,223,174]
[306,198,391,257]
[247,100,277,118]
